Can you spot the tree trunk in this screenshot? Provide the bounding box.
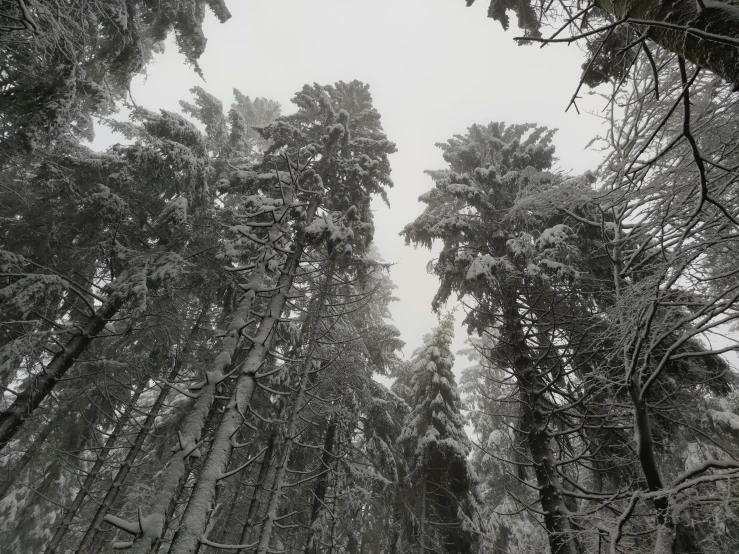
[249,265,334,554]
[253,337,318,554]
[116,286,260,554]
[44,379,144,554]
[0,297,123,452]
[76,303,210,553]
[611,224,701,554]
[504,292,579,554]
[518,362,579,554]
[596,0,739,88]
[165,203,320,554]
[305,418,336,554]
[237,431,277,553]
[0,413,55,499]
[629,383,702,553]
[419,475,427,554]
[150,392,232,554]
[390,481,403,554]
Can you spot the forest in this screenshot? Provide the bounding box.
[1,1,739,553]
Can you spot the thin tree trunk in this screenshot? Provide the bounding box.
[253,332,319,554]
[44,379,145,554]
[0,297,123,452]
[419,476,427,554]
[0,413,55,499]
[249,264,334,554]
[76,303,210,553]
[630,387,673,552]
[390,479,403,554]
[305,418,336,554]
[237,431,277,554]
[628,382,702,553]
[213,458,249,544]
[611,226,700,554]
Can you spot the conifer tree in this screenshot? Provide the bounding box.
[463,0,739,89]
[100,80,397,553]
[0,83,282,553]
[403,122,594,554]
[0,102,223,451]
[0,0,231,158]
[398,315,483,554]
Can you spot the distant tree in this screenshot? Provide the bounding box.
[397,315,484,554]
[460,338,549,554]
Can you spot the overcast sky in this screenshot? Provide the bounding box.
[94,0,606,372]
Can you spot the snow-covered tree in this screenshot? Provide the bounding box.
[97,79,398,554]
[460,337,548,554]
[0,82,284,553]
[0,0,230,158]
[403,122,597,554]
[463,0,739,90]
[397,315,484,554]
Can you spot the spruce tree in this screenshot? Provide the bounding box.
[403,123,590,553]
[398,315,483,554]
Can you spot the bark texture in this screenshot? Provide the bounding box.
[166,246,313,554]
[76,304,209,553]
[504,294,579,554]
[305,418,336,554]
[237,431,277,553]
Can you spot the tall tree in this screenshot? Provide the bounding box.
[404,122,597,553]
[101,80,397,553]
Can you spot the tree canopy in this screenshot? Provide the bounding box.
[1,2,739,553]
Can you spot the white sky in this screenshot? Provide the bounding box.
[93,0,607,372]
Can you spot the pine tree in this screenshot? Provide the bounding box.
[0,102,222,452]
[398,315,483,554]
[0,83,283,553]
[100,80,397,553]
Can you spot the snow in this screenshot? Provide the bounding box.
[157,196,188,227]
[0,249,24,272]
[465,254,501,281]
[537,224,572,247]
[2,276,69,323]
[707,409,739,432]
[304,214,355,250]
[104,513,141,535]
